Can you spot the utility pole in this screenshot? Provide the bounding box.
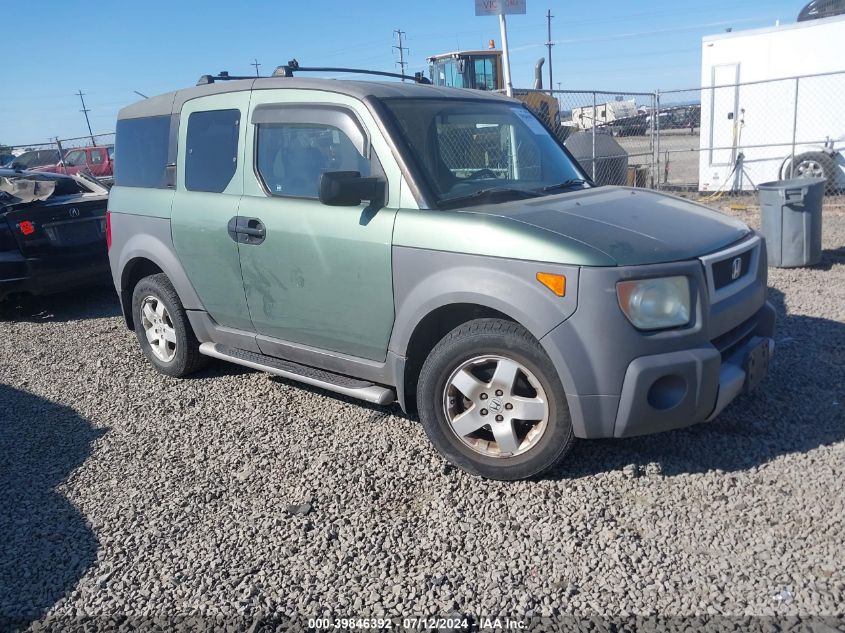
[546,9,554,91]
[76,90,95,146]
[251,58,261,77]
[393,29,408,80]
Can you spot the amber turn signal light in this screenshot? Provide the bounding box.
[536,272,566,297]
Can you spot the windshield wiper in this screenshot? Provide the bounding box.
[439,187,542,209]
[538,178,590,193]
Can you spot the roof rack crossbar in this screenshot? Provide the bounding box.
[273,59,431,84]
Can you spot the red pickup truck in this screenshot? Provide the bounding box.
[31,145,114,180]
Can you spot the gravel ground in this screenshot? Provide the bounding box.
[1,205,843,631]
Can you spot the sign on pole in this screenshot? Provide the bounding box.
[474,0,526,16]
[474,0,525,97]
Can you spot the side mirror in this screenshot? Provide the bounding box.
[319,171,384,207]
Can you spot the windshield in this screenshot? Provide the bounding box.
[382,98,587,207]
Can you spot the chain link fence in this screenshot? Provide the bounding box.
[1,133,115,184]
[517,70,845,201]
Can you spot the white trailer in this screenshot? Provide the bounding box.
[571,99,638,130]
[698,15,845,192]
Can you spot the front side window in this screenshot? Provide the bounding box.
[185,109,240,193]
[383,98,586,207]
[90,148,106,164]
[256,123,370,198]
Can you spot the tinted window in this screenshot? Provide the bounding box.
[115,115,171,188]
[256,123,370,198]
[185,109,240,193]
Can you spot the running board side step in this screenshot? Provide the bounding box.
[199,343,395,406]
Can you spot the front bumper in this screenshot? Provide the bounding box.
[612,309,775,437]
[0,249,110,301]
[539,232,775,439]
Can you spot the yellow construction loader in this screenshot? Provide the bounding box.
[426,48,559,126]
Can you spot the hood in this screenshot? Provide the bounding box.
[465,186,750,265]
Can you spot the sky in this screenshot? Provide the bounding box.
[2,0,805,146]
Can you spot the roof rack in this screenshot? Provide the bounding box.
[196,60,431,86]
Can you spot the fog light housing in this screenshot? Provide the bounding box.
[616,276,691,330]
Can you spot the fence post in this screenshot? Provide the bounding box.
[650,92,656,188]
[655,89,661,188]
[790,76,800,178]
[591,91,597,182]
[55,137,67,175]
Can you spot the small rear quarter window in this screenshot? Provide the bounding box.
[114,116,171,188]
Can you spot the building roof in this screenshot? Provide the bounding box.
[118,77,513,120]
[702,13,845,42]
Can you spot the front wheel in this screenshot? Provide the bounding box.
[416,319,574,480]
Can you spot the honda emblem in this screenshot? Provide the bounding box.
[731,256,742,280]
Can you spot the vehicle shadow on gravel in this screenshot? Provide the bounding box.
[0,284,120,323]
[550,287,845,479]
[0,384,106,628]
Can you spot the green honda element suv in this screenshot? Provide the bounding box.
[108,70,774,480]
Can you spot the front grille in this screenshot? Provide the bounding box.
[700,235,761,305]
[711,314,758,359]
[711,249,753,290]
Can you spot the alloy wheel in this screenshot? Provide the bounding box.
[442,355,549,458]
[139,295,177,363]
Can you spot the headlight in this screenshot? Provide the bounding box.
[616,276,691,330]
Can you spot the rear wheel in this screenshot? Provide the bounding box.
[416,318,574,480]
[131,273,209,377]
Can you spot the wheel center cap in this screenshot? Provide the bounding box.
[489,398,504,413]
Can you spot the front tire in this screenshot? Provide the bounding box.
[131,273,209,377]
[416,318,574,480]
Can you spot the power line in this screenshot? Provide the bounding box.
[510,17,761,51]
[393,29,408,80]
[76,90,96,146]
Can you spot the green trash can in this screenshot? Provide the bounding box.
[757,177,825,267]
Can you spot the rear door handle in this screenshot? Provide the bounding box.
[227,217,266,244]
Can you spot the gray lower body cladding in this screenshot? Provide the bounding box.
[540,233,774,439]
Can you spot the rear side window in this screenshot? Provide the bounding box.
[185,109,240,193]
[115,116,171,188]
